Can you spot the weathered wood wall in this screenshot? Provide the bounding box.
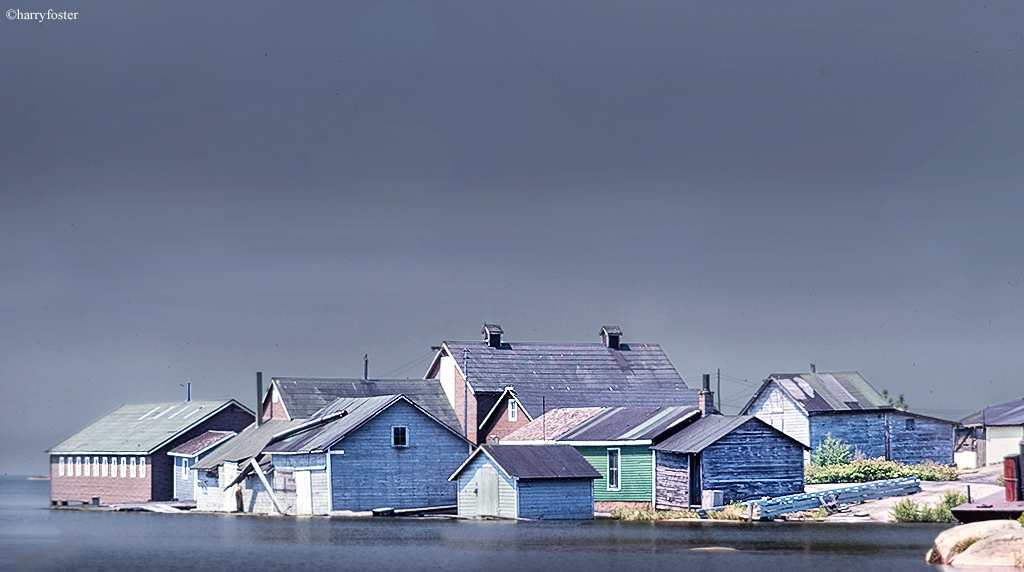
[329,399,470,511]
[455,453,517,518]
[517,478,594,520]
[745,382,810,447]
[888,412,955,465]
[653,451,690,508]
[172,456,194,501]
[699,419,805,504]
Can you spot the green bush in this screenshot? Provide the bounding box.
[806,458,959,484]
[811,433,852,467]
[892,498,922,522]
[890,490,965,523]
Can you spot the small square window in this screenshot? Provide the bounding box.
[392,426,408,447]
[905,418,915,431]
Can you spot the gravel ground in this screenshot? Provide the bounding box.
[805,464,1004,522]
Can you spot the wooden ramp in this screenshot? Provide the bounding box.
[112,502,188,513]
[698,477,922,519]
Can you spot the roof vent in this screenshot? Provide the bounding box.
[482,323,503,348]
[600,325,621,350]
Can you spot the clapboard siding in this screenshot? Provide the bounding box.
[988,426,1024,465]
[172,456,195,501]
[746,383,810,447]
[654,451,690,508]
[888,412,955,465]
[329,399,469,511]
[698,420,805,504]
[455,454,517,518]
[271,453,329,515]
[517,479,594,520]
[809,411,888,459]
[575,445,651,503]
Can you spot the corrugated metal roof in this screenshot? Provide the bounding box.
[502,408,603,442]
[961,397,1024,427]
[46,400,251,455]
[748,372,893,413]
[432,341,697,416]
[652,415,808,453]
[557,406,698,442]
[168,430,236,457]
[191,419,303,470]
[451,445,601,480]
[271,377,460,431]
[263,395,400,453]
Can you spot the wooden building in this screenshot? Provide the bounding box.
[449,445,601,519]
[167,430,235,502]
[423,324,698,444]
[46,400,253,505]
[257,394,473,515]
[959,397,1024,467]
[502,406,699,510]
[741,370,956,464]
[651,415,807,507]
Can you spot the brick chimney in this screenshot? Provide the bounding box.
[699,373,717,417]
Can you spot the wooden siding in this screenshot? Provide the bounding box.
[888,412,955,464]
[517,479,594,520]
[329,399,469,511]
[987,426,1024,465]
[575,445,650,503]
[455,453,517,519]
[271,452,330,515]
[654,451,690,508]
[746,382,810,447]
[809,411,887,460]
[698,420,805,504]
[172,456,195,501]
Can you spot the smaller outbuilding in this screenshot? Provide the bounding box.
[167,430,236,502]
[449,445,601,520]
[959,397,1024,467]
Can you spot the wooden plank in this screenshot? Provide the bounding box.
[249,458,285,514]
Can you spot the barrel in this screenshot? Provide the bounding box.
[1004,455,1021,502]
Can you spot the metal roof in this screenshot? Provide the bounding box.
[557,406,699,442]
[742,372,893,414]
[168,430,236,457]
[270,377,460,431]
[961,397,1024,427]
[428,340,697,416]
[653,415,808,453]
[502,408,603,442]
[449,445,601,481]
[191,419,303,470]
[46,400,252,455]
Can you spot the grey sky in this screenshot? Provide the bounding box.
[2,0,1023,475]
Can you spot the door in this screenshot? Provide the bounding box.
[688,453,702,507]
[295,469,313,515]
[478,465,499,516]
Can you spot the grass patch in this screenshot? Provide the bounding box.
[952,536,981,554]
[706,502,750,520]
[610,507,699,521]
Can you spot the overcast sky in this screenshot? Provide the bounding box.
[2,0,1023,475]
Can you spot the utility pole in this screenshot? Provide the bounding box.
[463,349,470,440]
[717,368,721,413]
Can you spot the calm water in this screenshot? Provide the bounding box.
[1,476,949,572]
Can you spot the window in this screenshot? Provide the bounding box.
[181,458,190,480]
[607,448,620,491]
[75,457,81,476]
[58,457,65,477]
[120,457,127,478]
[101,457,107,477]
[83,457,90,477]
[130,457,137,478]
[392,426,408,448]
[139,457,145,478]
[508,398,518,422]
[905,418,916,431]
[273,468,296,491]
[92,457,99,477]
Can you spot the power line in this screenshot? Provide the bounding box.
[377,349,437,379]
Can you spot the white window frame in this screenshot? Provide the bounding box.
[92,457,99,477]
[607,448,621,491]
[101,457,108,477]
[130,457,137,478]
[139,457,145,478]
[508,398,518,422]
[83,456,90,477]
[58,456,65,477]
[181,458,190,480]
[120,457,127,478]
[392,425,409,448]
[75,456,81,476]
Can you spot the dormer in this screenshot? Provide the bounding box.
[482,323,503,348]
[600,325,622,350]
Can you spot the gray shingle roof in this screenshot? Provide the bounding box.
[652,415,808,453]
[743,372,893,414]
[168,430,236,457]
[270,377,460,431]
[47,400,251,455]
[450,445,601,480]
[961,397,1024,427]
[433,341,697,416]
[191,419,303,470]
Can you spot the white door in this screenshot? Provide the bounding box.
[478,465,499,516]
[296,469,313,515]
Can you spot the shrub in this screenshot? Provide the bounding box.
[953,537,981,554]
[706,502,750,521]
[610,507,698,521]
[892,498,921,522]
[1018,512,1024,527]
[811,433,852,467]
[890,491,964,523]
[806,458,959,484]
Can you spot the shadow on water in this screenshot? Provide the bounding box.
[0,476,949,572]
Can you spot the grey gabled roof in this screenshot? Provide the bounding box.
[652,415,808,453]
[449,445,601,481]
[961,397,1024,427]
[264,395,470,454]
[191,419,303,470]
[428,340,697,416]
[558,406,699,442]
[47,400,252,455]
[741,372,893,414]
[270,377,460,432]
[168,431,236,457]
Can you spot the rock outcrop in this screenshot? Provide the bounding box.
[927,520,1024,568]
